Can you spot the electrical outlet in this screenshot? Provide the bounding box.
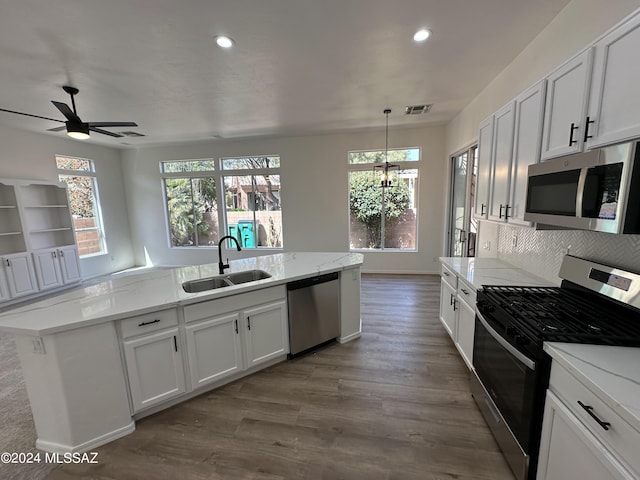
[512,235,518,248]
[483,241,491,250]
[561,245,572,255]
[32,337,46,355]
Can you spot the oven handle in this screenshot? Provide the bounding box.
[476,311,536,371]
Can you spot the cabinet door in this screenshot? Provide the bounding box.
[487,102,516,222]
[456,297,475,370]
[0,266,9,302]
[541,48,594,161]
[537,391,633,480]
[32,249,63,290]
[58,245,81,284]
[587,13,640,148]
[243,300,289,368]
[509,80,546,226]
[184,313,243,390]
[439,279,457,340]
[474,115,494,219]
[3,252,38,298]
[123,327,186,412]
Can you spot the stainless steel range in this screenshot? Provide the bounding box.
[471,255,640,480]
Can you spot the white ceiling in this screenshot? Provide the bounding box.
[0,0,572,148]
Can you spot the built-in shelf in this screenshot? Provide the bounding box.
[0,205,17,209]
[30,227,73,234]
[0,232,23,237]
[24,205,69,209]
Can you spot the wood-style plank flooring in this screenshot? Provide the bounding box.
[46,274,514,480]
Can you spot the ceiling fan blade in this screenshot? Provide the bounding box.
[87,121,138,128]
[0,107,63,123]
[89,126,123,138]
[47,126,67,132]
[52,101,81,122]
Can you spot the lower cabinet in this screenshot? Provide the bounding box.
[122,326,187,412]
[537,391,633,480]
[456,292,475,369]
[121,286,289,414]
[439,278,457,338]
[2,252,38,298]
[184,312,244,389]
[32,246,81,291]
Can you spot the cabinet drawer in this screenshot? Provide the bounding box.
[549,362,640,476]
[457,280,476,306]
[441,264,457,288]
[120,309,178,339]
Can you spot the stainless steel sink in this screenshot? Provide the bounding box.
[182,276,233,293]
[182,269,272,293]
[225,269,272,284]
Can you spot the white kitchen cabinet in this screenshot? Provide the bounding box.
[243,300,289,368]
[439,277,457,339]
[183,286,289,393]
[0,267,9,302]
[474,115,494,219]
[2,252,38,298]
[455,283,475,370]
[32,245,81,291]
[508,80,547,225]
[184,312,243,390]
[537,391,633,480]
[541,48,594,161]
[587,12,640,148]
[32,248,64,290]
[122,326,186,413]
[487,101,516,222]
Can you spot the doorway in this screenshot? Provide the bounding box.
[447,146,478,257]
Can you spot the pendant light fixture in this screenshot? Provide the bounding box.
[374,108,399,188]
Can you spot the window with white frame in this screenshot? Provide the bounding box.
[348,148,419,250]
[161,159,219,247]
[221,156,282,249]
[56,155,106,256]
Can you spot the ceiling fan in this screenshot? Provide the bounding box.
[0,85,138,139]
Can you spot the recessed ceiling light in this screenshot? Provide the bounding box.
[413,29,431,42]
[215,35,235,48]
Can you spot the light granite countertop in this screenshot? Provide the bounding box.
[0,252,363,336]
[544,342,640,434]
[439,256,552,290]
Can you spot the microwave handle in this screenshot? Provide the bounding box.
[476,311,536,370]
[576,167,588,218]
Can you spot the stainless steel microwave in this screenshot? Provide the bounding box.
[524,142,640,233]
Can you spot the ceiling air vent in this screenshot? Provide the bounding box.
[405,104,432,115]
[119,131,146,137]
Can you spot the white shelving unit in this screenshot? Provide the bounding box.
[0,178,82,304]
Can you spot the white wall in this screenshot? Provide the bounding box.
[444,0,640,280]
[0,123,135,278]
[122,125,447,274]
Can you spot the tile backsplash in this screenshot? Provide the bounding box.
[485,222,640,284]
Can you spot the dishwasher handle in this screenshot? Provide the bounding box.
[287,272,339,291]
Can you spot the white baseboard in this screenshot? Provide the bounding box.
[338,331,361,343]
[36,422,135,453]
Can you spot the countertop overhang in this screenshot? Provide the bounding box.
[0,252,364,336]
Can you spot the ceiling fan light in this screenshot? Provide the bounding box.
[66,122,90,140]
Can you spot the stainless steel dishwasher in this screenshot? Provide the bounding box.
[287,272,340,356]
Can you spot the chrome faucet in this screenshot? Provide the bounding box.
[218,235,242,274]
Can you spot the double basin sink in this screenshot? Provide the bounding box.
[182,269,272,293]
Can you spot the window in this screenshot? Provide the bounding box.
[161,160,219,247]
[348,148,419,250]
[160,156,283,249]
[221,156,282,248]
[56,155,106,256]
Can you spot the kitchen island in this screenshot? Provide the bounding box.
[0,252,363,453]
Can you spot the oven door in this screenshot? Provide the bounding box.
[473,312,538,452]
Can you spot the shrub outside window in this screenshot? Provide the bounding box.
[348,148,419,250]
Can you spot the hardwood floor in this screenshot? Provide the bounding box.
[46,274,514,480]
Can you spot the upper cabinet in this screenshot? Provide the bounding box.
[587,13,640,148]
[540,49,594,161]
[487,102,516,222]
[509,80,547,225]
[474,116,494,220]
